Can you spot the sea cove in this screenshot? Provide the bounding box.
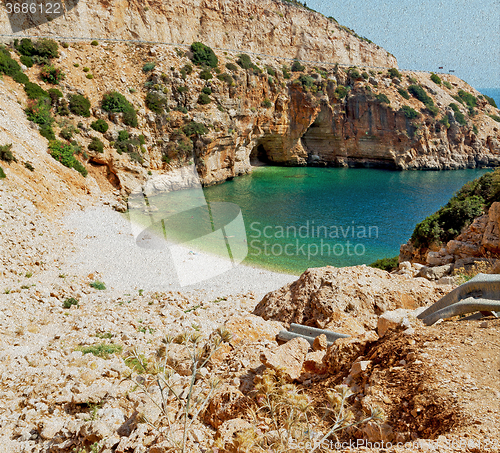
[130,167,492,275]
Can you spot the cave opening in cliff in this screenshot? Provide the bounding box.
[250,144,271,166]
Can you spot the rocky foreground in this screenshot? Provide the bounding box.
[1,181,500,453]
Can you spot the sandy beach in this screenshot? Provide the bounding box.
[64,205,298,301]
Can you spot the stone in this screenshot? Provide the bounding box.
[482,202,500,253]
[378,308,414,337]
[313,334,328,351]
[215,418,255,445]
[362,421,394,442]
[40,417,65,440]
[324,331,378,375]
[254,266,445,332]
[418,264,453,280]
[349,360,371,377]
[303,350,328,374]
[260,337,310,381]
[203,384,249,429]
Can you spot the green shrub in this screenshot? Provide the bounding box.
[145,92,168,114]
[412,195,484,247]
[449,103,467,125]
[101,91,130,112]
[400,105,420,119]
[24,82,48,100]
[47,88,63,104]
[57,99,70,116]
[91,40,99,46]
[369,256,399,271]
[101,91,137,126]
[16,38,35,56]
[88,137,104,153]
[90,280,106,290]
[25,99,53,126]
[202,86,212,95]
[199,69,212,80]
[177,86,188,93]
[457,90,477,109]
[291,60,305,72]
[40,64,65,84]
[86,73,94,80]
[430,73,441,85]
[69,94,91,117]
[182,63,193,75]
[388,68,401,79]
[410,170,500,248]
[183,121,208,136]
[197,93,211,105]
[34,39,59,59]
[348,68,361,79]
[12,71,29,84]
[83,67,90,72]
[426,104,439,117]
[48,140,87,176]
[376,93,390,104]
[443,81,453,89]
[484,95,497,108]
[24,162,34,171]
[408,84,434,107]
[298,74,315,89]
[40,124,55,140]
[225,62,238,72]
[143,61,156,72]
[32,55,50,66]
[361,71,369,79]
[334,85,348,99]
[266,66,276,76]
[397,88,410,100]
[0,166,5,179]
[190,42,218,68]
[0,47,22,77]
[20,55,33,67]
[282,65,291,79]
[217,73,233,84]
[262,98,272,108]
[237,54,253,70]
[90,118,109,133]
[77,343,122,358]
[489,114,500,123]
[472,124,478,134]
[63,297,79,308]
[0,144,15,163]
[60,126,75,141]
[439,115,450,129]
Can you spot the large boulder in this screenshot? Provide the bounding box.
[253,266,446,331]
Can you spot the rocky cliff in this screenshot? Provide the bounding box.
[1,0,397,68]
[1,39,499,204]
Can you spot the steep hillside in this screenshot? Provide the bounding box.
[1,39,499,206]
[0,0,397,68]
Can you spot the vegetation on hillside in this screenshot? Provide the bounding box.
[411,169,500,248]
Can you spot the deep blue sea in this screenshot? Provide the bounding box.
[177,167,491,274]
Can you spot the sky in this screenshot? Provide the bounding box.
[307,0,499,89]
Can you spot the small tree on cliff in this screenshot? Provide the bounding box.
[190,42,218,68]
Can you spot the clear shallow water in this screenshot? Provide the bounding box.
[130,167,492,275]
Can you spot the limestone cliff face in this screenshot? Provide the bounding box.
[1,0,396,68]
[2,36,500,206]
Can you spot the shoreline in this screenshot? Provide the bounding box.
[63,204,298,300]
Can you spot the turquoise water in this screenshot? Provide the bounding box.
[198,167,492,274]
